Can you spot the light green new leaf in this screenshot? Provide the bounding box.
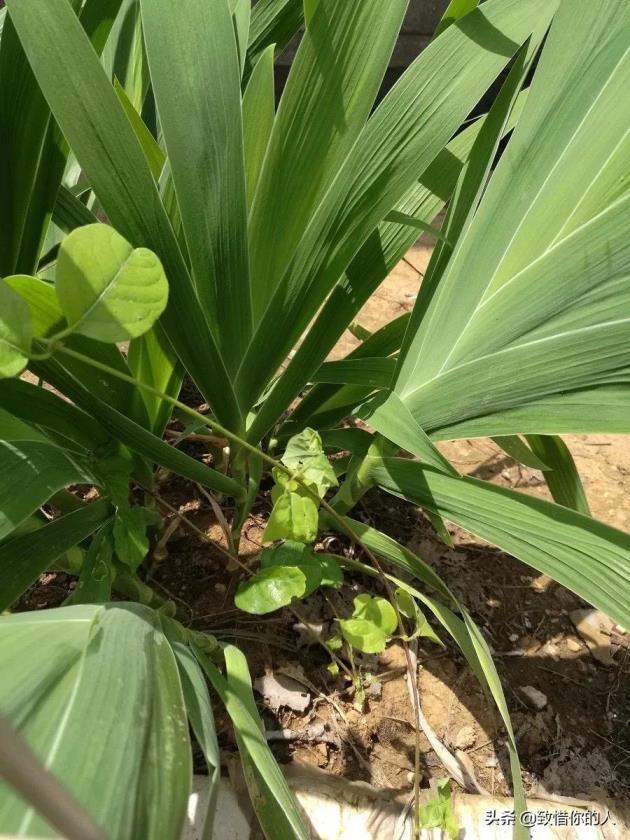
[282,428,338,496]
[263,484,319,544]
[339,593,397,654]
[338,618,389,654]
[56,224,168,343]
[0,604,191,840]
[369,456,630,630]
[0,278,33,378]
[395,1,630,440]
[353,593,397,634]
[418,779,459,839]
[235,566,307,615]
[113,508,150,571]
[395,588,442,645]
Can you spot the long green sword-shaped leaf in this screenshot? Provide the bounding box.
[0,604,192,840]
[281,82,526,435]
[7,0,242,431]
[243,43,276,209]
[0,439,93,542]
[0,499,112,612]
[26,359,247,501]
[369,456,630,630]
[394,0,630,439]
[240,0,554,422]
[113,78,183,436]
[0,0,121,277]
[0,379,108,451]
[231,0,251,75]
[248,0,409,320]
[245,0,303,82]
[194,646,312,840]
[141,0,253,372]
[287,314,410,434]
[172,644,220,840]
[433,0,479,39]
[53,187,99,232]
[525,434,591,516]
[101,0,147,113]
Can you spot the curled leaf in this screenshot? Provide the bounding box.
[281,428,338,498]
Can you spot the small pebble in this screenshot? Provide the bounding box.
[518,685,548,711]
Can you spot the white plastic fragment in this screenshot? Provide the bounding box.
[183,765,630,840]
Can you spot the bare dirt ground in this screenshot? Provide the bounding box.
[21,237,630,809]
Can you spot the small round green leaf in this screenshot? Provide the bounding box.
[0,279,32,378]
[338,618,387,654]
[352,594,398,636]
[260,542,343,591]
[56,224,168,342]
[235,566,307,615]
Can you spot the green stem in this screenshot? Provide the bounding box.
[39,342,426,824]
[42,345,412,629]
[48,343,371,546]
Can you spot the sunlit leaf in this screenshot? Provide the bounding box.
[235,566,307,615]
[0,604,191,840]
[0,279,32,378]
[56,224,168,343]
